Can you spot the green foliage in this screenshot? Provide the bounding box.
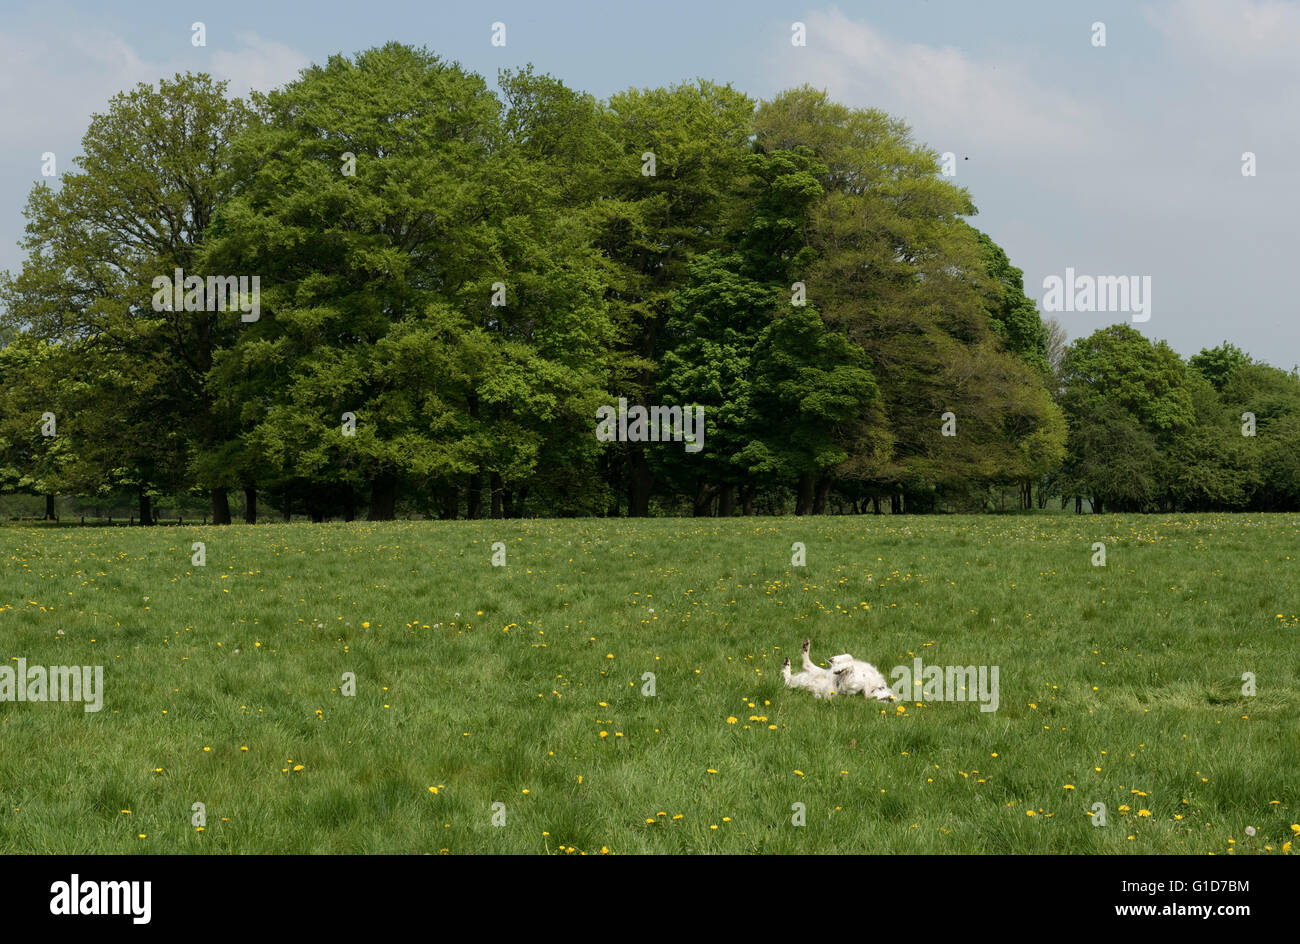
[1189,341,1252,391]
[1,46,1290,517]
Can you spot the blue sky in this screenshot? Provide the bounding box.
[2,1,1297,367]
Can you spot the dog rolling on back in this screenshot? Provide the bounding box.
[827,653,894,700]
[780,638,837,699]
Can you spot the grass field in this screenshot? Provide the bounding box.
[1,513,1297,854]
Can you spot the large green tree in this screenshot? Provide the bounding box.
[0,73,251,523]
[205,45,612,520]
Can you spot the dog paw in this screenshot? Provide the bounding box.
[801,637,811,650]
[782,657,791,668]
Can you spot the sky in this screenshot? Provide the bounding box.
[1,0,1296,367]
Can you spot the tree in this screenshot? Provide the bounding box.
[1058,324,1196,510]
[205,45,613,520]
[0,73,251,523]
[1043,317,1068,387]
[592,80,756,515]
[969,224,1049,374]
[737,305,878,515]
[755,86,1062,510]
[1189,342,1252,392]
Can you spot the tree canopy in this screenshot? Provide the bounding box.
[2,46,1294,520]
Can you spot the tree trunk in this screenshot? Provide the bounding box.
[282,487,292,522]
[627,448,652,517]
[812,477,832,515]
[794,471,815,516]
[890,493,902,515]
[243,485,257,524]
[440,488,458,520]
[211,487,231,525]
[138,489,153,526]
[369,471,397,521]
[44,493,55,520]
[503,488,516,518]
[873,496,882,515]
[693,481,717,517]
[718,484,736,518]
[343,484,356,522]
[466,474,482,520]
[491,472,504,519]
[741,483,757,516]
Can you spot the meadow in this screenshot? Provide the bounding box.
[0,513,1297,854]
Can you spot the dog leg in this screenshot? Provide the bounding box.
[800,637,817,673]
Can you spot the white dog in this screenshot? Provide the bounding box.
[780,638,837,699]
[828,653,895,701]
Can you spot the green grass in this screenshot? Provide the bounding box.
[1,513,1298,853]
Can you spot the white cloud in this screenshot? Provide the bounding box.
[0,27,306,147]
[1145,0,1300,68]
[775,8,1112,184]
[0,25,309,282]
[0,28,153,143]
[768,4,1300,367]
[210,32,311,99]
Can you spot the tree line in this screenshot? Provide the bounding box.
[1,43,1297,522]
